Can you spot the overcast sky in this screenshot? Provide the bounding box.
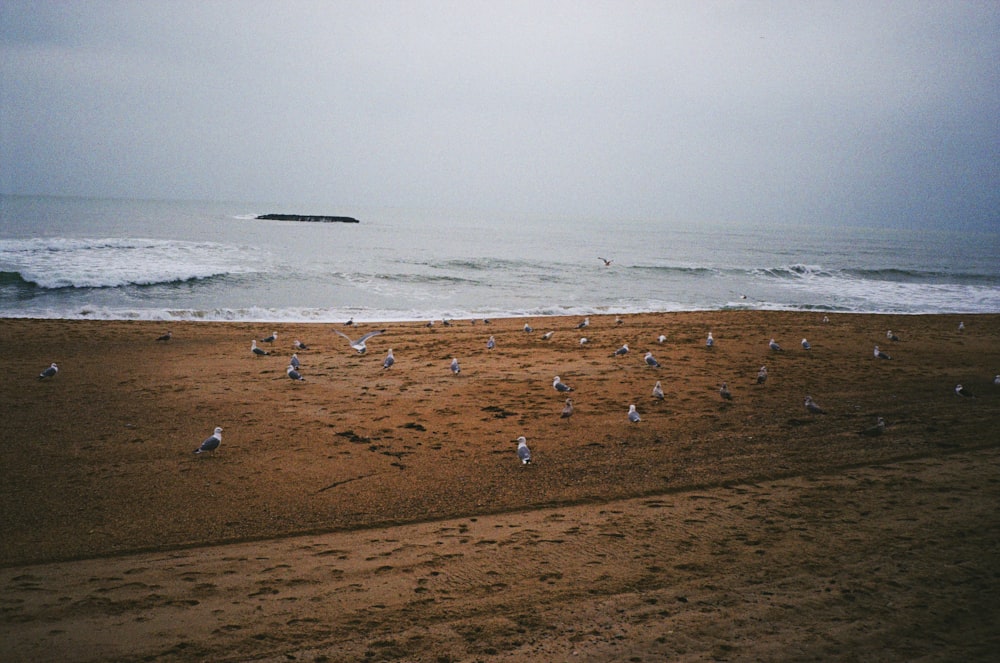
[1,1,997,229]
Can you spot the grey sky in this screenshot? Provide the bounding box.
[2,1,997,229]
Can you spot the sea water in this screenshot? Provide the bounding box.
[1,195,997,321]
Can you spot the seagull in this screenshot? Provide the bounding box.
[382,348,395,369]
[994,374,1000,385]
[579,337,589,345]
[38,362,58,379]
[251,340,269,357]
[955,384,974,398]
[958,321,965,331]
[290,353,300,369]
[859,417,887,437]
[443,319,452,327]
[194,427,222,454]
[541,331,554,340]
[822,315,830,323]
[486,336,495,350]
[615,316,623,325]
[769,338,782,352]
[756,366,768,384]
[644,351,660,367]
[553,376,573,393]
[426,320,435,328]
[598,257,613,267]
[344,318,354,326]
[516,436,532,464]
[658,334,666,344]
[260,331,277,343]
[720,382,732,400]
[612,343,629,357]
[523,323,534,333]
[577,317,590,329]
[652,381,664,399]
[450,357,461,374]
[293,339,308,350]
[706,332,714,348]
[333,329,386,354]
[801,338,811,350]
[874,345,892,360]
[156,330,172,342]
[886,330,900,342]
[627,404,641,423]
[287,364,305,381]
[561,398,574,418]
[804,395,826,414]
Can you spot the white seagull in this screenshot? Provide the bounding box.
[658,334,666,344]
[706,332,714,348]
[287,364,305,381]
[541,331,554,340]
[516,436,532,464]
[644,351,660,367]
[955,384,974,398]
[251,340,269,357]
[612,343,629,357]
[874,345,892,360]
[959,321,965,331]
[553,376,573,393]
[652,381,664,400]
[577,317,590,329]
[382,349,395,369]
[801,338,811,350]
[260,331,277,343]
[38,362,58,379]
[333,329,386,354]
[769,338,782,352]
[579,337,589,345]
[293,339,308,350]
[994,375,1000,385]
[450,357,461,374]
[627,404,641,423]
[290,353,300,369]
[194,427,223,454]
[756,366,768,384]
[523,323,534,333]
[804,395,825,414]
[561,398,574,418]
[886,330,900,342]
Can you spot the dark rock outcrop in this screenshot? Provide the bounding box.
[256,214,360,223]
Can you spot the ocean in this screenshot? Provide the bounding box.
[1,195,998,322]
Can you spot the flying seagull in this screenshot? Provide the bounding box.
[38,362,58,379]
[194,427,223,454]
[756,366,768,384]
[627,404,641,423]
[859,417,887,437]
[769,338,782,352]
[290,353,300,369]
[383,348,395,369]
[874,345,892,360]
[516,436,532,464]
[801,338,811,350]
[720,382,732,400]
[598,257,613,266]
[286,364,305,381]
[251,340,269,357]
[652,381,664,400]
[450,357,461,374]
[333,329,386,354]
[804,395,826,414]
[553,376,573,393]
[260,331,277,343]
[706,332,714,348]
[577,317,590,329]
[561,398,574,418]
[644,351,660,367]
[612,343,629,357]
[156,330,172,342]
[955,384,974,398]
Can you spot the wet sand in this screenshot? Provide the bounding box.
[2,312,999,661]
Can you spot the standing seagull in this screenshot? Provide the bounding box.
[553,376,574,393]
[955,384,975,398]
[293,339,308,350]
[801,338,811,350]
[333,329,386,354]
[450,357,461,374]
[382,349,395,369]
[612,343,629,357]
[290,353,301,369]
[994,375,1000,385]
[804,395,826,414]
[859,417,887,437]
[194,427,223,454]
[769,338,782,352]
[874,345,892,360]
[579,337,589,346]
[156,330,172,342]
[251,340,269,357]
[38,362,58,379]
[577,317,590,329]
[958,321,965,331]
[627,404,641,423]
[886,330,900,342]
[644,351,660,367]
[658,335,666,344]
[286,364,305,381]
[561,398,574,418]
[523,323,534,333]
[720,382,732,400]
[652,381,665,400]
[706,332,714,348]
[756,366,768,384]
[486,336,495,350]
[516,436,532,464]
[260,331,277,344]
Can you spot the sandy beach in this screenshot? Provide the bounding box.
[2,312,999,661]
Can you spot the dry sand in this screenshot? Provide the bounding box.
[1,312,999,661]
